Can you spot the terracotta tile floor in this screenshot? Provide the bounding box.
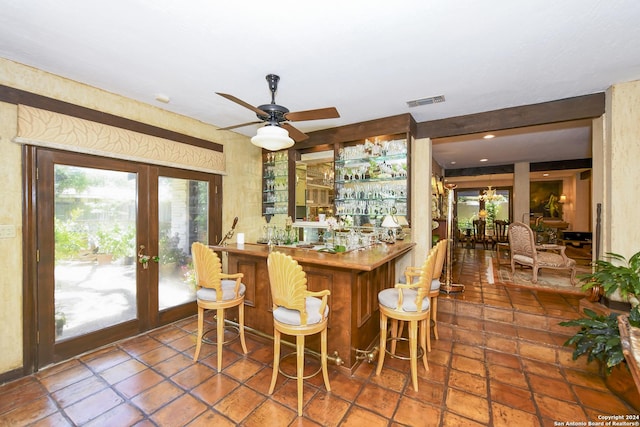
[1,248,638,426]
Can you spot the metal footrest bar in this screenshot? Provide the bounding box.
[278,351,322,380]
[440,282,465,294]
[224,319,344,367]
[201,317,241,346]
[385,337,424,361]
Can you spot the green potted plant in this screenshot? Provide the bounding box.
[560,306,640,374]
[54,209,88,263]
[580,251,640,310]
[158,229,188,275]
[560,250,640,410]
[55,311,67,337]
[531,219,548,244]
[95,224,135,264]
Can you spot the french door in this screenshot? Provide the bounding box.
[33,148,221,368]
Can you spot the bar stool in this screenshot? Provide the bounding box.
[266,251,331,416]
[396,238,447,351]
[428,238,447,348]
[191,242,247,371]
[376,244,437,391]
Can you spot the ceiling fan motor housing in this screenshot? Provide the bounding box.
[257,103,289,124]
[259,74,289,124]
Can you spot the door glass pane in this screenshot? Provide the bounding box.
[488,189,510,223]
[456,190,479,233]
[457,188,510,237]
[54,166,137,341]
[158,177,208,310]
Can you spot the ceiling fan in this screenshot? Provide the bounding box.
[216,74,340,143]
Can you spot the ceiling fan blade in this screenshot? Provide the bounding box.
[285,107,340,122]
[218,120,262,131]
[281,123,309,142]
[216,92,269,117]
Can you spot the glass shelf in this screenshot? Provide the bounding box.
[334,197,407,202]
[262,150,289,218]
[335,152,407,165]
[335,176,407,184]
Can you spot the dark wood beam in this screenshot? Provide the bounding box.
[445,158,592,177]
[300,113,416,149]
[0,85,223,152]
[529,158,592,172]
[445,164,514,177]
[416,93,605,139]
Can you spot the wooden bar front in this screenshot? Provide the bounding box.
[211,242,415,374]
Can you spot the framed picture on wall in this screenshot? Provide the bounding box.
[530,181,563,218]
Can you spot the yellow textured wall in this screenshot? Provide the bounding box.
[0,58,262,375]
[222,143,265,244]
[0,100,22,372]
[606,79,640,258]
[411,136,432,264]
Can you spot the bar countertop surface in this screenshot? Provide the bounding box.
[210,241,415,271]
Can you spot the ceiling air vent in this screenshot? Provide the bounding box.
[406,95,446,108]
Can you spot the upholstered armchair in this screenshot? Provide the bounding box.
[508,221,577,285]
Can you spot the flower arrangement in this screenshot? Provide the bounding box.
[532,218,546,233]
[326,216,339,231]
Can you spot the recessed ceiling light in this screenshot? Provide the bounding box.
[450,161,456,165]
[480,158,488,162]
[483,134,495,139]
[543,173,549,177]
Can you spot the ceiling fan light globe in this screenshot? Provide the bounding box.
[251,125,294,151]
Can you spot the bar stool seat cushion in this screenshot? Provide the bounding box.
[273,296,329,325]
[197,280,246,302]
[430,278,441,291]
[378,288,430,312]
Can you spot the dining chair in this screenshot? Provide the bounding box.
[266,251,331,416]
[191,242,248,371]
[376,244,437,391]
[494,219,510,265]
[472,219,490,249]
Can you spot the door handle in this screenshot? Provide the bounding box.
[137,245,158,269]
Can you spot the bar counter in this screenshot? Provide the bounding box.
[211,241,415,373]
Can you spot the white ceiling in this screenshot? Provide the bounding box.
[433,120,593,170]
[1,1,639,169]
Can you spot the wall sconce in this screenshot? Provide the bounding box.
[559,194,567,204]
[431,175,446,196]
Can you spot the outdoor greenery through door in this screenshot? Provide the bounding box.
[32,148,221,368]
